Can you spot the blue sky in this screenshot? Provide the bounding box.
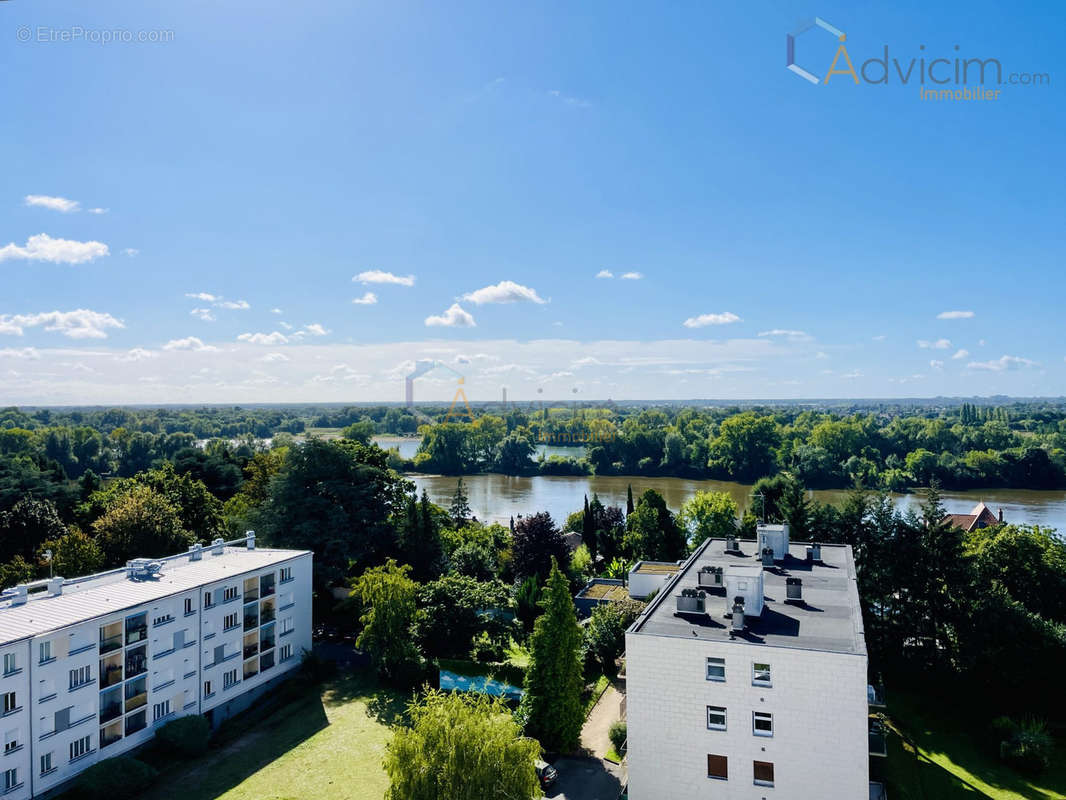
[2,0,1064,403]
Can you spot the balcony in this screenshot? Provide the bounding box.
[243,607,259,632]
[99,622,123,654]
[869,715,888,758]
[125,613,148,646]
[260,601,276,625]
[243,579,259,603]
[243,642,259,660]
[125,646,147,679]
[99,654,123,689]
[260,574,276,597]
[867,683,886,708]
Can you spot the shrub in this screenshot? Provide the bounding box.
[155,714,211,757]
[991,716,1053,775]
[74,756,158,800]
[608,721,627,752]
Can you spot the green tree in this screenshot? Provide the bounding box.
[707,412,780,481]
[0,556,35,589]
[341,419,376,444]
[678,491,738,547]
[585,599,645,677]
[624,489,686,562]
[396,491,444,581]
[522,560,584,752]
[514,575,542,637]
[92,486,194,565]
[43,529,104,578]
[0,497,68,562]
[512,512,569,581]
[416,574,512,658]
[350,559,420,682]
[384,690,542,800]
[449,478,471,528]
[495,432,535,474]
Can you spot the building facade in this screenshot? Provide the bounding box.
[0,534,312,799]
[625,527,871,799]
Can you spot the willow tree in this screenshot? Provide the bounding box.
[384,690,541,800]
[521,559,584,752]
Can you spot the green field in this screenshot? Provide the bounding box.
[139,674,405,800]
[878,690,1066,800]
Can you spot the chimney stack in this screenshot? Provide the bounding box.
[188,543,202,562]
[211,538,225,555]
[47,577,64,596]
[246,531,256,550]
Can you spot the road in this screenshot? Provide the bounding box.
[546,757,624,800]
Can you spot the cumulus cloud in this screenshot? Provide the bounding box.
[952,349,969,360]
[937,310,975,320]
[425,304,476,328]
[87,208,109,215]
[260,352,289,363]
[186,292,219,302]
[967,355,1038,371]
[354,270,415,286]
[917,338,952,350]
[620,271,643,280]
[0,234,109,265]
[118,348,157,362]
[0,347,40,359]
[270,308,283,314]
[163,337,217,352]
[237,331,289,345]
[758,329,810,339]
[352,292,378,305]
[216,300,250,310]
[929,360,945,370]
[24,195,80,213]
[461,280,547,305]
[122,248,139,257]
[190,308,215,322]
[0,309,123,339]
[595,270,613,279]
[302,323,328,337]
[682,312,741,328]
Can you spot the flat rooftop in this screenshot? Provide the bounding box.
[632,561,680,575]
[0,544,310,647]
[628,538,866,656]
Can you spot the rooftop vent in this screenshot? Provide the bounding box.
[756,522,790,562]
[698,566,724,588]
[211,538,225,556]
[126,559,163,581]
[246,530,256,550]
[724,534,739,553]
[760,547,775,567]
[811,543,822,562]
[188,543,203,562]
[730,596,746,632]
[676,587,706,614]
[47,577,64,597]
[2,586,28,606]
[786,576,803,602]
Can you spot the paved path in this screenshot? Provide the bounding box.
[581,684,624,758]
[547,757,623,800]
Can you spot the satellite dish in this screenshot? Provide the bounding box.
[42,550,53,562]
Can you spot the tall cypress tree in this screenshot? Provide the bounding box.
[449,478,471,527]
[581,494,597,560]
[626,484,635,516]
[522,559,584,753]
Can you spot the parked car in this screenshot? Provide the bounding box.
[535,760,558,790]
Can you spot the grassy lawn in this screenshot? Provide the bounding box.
[139,673,406,800]
[878,689,1066,800]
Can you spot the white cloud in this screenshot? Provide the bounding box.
[216,300,250,310]
[237,331,289,345]
[917,338,952,350]
[937,310,975,320]
[595,270,613,279]
[87,208,109,215]
[270,308,283,314]
[352,292,378,306]
[682,312,741,328]
[425,304,476,328]
[0,347,40,359]
[620,271,643,280]
[163,337,217,352]
[186,292,219,302]
[842,369,863,379]
[190,308,216,322]
[929,360,944,370]
[260,352,289,363]
[122,248,139,257]
[24,195,80,213]
[354,270,415,287]
[0,233,109,265]
[758,329,810,339]
[967,355,1038,371]
[303,323,328,337]
[952,348,969,360]
[462,280,547,305]
[118,348,157,362]
[872,335,886,342]
[0,309,123,339]
[548,89,591,108]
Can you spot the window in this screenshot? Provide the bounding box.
[39,641,53,663]
[707,754,728,780]
[280,566,293,583]
[69,735,91,761]
[260,573,276,597]
[69,665,91,690]
[223,669,238,689]
[280,617,294,636]
[706,706,726,731]
[280,644,292,662]
[203,591,214,609]
[184,598,194,615]
[203,680,213,697]
[125,612,148,645]
[223,612,240,631]
[4,768,18,791]
[753,711,773,737]
[2,654,15,675]
[2,693,16,715]
[40,752,53,775]
[153,613,173,626]
[706,657,725,682]
[125,709,147,736]
[753,760,775,787]
[752,662,772,687]
[4,733,18,754]
[223,586,238,602]
[153,700,171,721]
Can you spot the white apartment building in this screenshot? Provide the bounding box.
[0,534,312,799]
[625,525,873,799]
